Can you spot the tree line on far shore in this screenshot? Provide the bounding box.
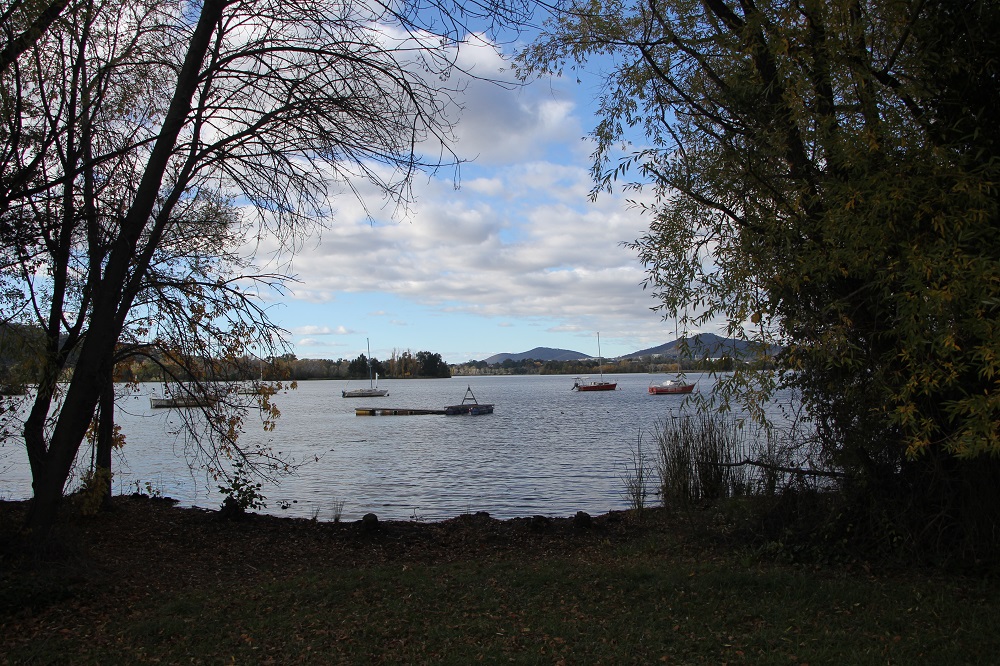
[0,325,452,386]
[451,356,749,375]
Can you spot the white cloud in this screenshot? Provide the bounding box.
[290,325,352,336]
[444,37,585,166]
[241,32,681,360]
[282,158,654,328]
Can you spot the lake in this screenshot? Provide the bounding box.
[0,374,801,522]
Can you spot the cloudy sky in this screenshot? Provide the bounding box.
[259,33,695,365]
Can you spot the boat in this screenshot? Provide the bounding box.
[342,338,389,398]
[444,385,494,415]
[149,374,220,408]
[149,393,217,408]
[572,332,617,391]
[572,376,617,391]
[648,378,695,395]
[342,383,388,399]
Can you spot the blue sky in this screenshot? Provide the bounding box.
[254,33,695,365]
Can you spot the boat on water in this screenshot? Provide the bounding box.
[342,338,388,398]
[572,332,617,391]
[572,376,618,391]
[444,385,494,415]
[342,379,388,399]
[648,378,695,395]
[149,394,217,409]
[149,375,220,408]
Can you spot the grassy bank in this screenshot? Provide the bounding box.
[2,496,998,664]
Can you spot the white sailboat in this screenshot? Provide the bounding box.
[342,338,389,398]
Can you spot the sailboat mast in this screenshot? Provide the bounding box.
[598,332,603,380]
[366,338,373,388]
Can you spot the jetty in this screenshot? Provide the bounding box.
[355,407,446,416]
[355,386,494,416]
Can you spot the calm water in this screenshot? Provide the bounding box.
[0,374,799,522]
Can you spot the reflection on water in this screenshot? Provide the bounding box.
[0,374,802,522]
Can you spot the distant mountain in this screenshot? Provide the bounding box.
[483,347,588,364]
[480,334,776,365]
[621,333,777,360]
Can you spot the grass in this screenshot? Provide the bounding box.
[2,497,999,664]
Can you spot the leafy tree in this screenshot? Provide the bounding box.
[3,0,534,533]
[416,350,450,378]
[518,0,1000,548]
[347,354,371,379]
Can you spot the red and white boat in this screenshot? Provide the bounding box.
[572,332,617,391]
[572,377,618,391]
[648,379,695,395]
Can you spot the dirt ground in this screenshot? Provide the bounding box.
[0,494,674,619]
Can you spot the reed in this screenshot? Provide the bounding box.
[654,412,753,505]
[619,433,651,513]
[330,498,346,523]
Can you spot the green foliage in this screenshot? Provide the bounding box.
[134,479,164,499]
[654,413,754,505]
[217,461,267,514]
[346,350,447,379]
[346,353,372,379]
[415,351,450,378]
[619,432,651,513]
[519,0,1000,533]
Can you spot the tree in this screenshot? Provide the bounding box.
[347,354,371,379]
[416,350,450,377]
[3,0,535,534]
[518,0,1000,538]
[0,0,72,75]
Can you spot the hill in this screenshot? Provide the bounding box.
[480,334,776,365]
[483,347,588,364]
[621,333,768,360]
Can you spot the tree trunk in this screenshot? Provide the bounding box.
[23,0,229,535]
[24,321,117,533]
[96,375,115,508]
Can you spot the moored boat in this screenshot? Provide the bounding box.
[647,378,695,395]
[150,394,217,408]
[572,332,617,391]
[150,377,220,408]
[342,385,389,398]
[342,338,388,398]
[572,377,618,391]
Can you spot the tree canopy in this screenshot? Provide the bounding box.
[519,0,1000,462]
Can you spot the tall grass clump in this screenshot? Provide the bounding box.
[331,498,346,523]
[654,413,765,505]
[620,433,651,514]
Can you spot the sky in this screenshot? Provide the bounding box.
[256,31,700,366]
